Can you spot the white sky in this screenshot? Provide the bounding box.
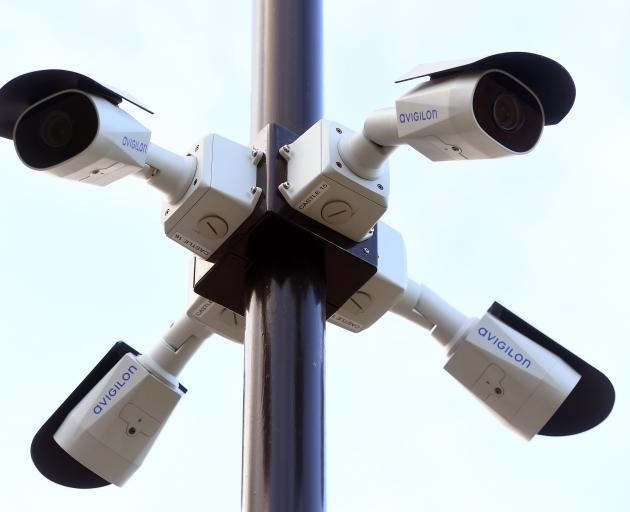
[0,1,628,511]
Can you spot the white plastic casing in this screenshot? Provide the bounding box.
[163,134,261,259]
[188,257,245,343]
[54,353,183,486]
[280,120,389,242]
[329,222,406,331]
[445,313,580,439]
[14,90,151,185]
[393,70,544,161]
[186,295,245,343]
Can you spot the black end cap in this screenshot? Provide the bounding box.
[488,302,615,437]
[31,341,139,488]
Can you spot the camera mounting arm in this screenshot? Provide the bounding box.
[337,108,398,180]
[390,279,473,347]
[140,313,213,385]
[134,144,197,204]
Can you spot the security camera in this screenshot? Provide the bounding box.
[30,298,236,488]
[0,69,196,203]
[330,222,615,439]
[338,52,576,179]
[1,70,262,259]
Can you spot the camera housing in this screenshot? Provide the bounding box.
[0,69,156,186]
[338,52,575,178]
[392,69,544,161]
[13,89,152,185]
[53,352,184,486]
[444,312,580,439]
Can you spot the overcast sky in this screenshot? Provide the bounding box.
[0,1,628,511]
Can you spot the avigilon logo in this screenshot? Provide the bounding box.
[399,109,438,123]
[121,136,148,153]
[478,327,532,368]
[92,364,139,415]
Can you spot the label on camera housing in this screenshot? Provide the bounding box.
[330,313,363,332]
[296,181,330,211]
[172,232,213,259]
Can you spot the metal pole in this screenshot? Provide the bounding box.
[250,0,323,137]
[243,1,325,511]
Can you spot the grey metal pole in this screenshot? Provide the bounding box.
[243,1,325,511]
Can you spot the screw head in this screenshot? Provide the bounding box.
[282,181,291,190]
[336,127,342,134]
[363,247,370,254]
[336,161,342,168]
[377,183,384,190]
[251,186,258,194]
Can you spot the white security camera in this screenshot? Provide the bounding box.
[30,296,237,488]
[329,222,615,439]
[0,69,196,202]
[13,89,152,185]
[52,350,187,487]
[338,52,576,179]
[1,69,263,258]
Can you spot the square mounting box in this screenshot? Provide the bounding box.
[162,134,261,259]
[279,119,389,242]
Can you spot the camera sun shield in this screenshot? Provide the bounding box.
[395,52,575,126]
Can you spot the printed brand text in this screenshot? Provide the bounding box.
[399,109,438,123]
[478,327,531,368]
[93,365,139,415]
[122,136,149,154]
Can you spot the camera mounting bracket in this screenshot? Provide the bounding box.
[192,123,379,318]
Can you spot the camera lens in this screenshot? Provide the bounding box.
[493,93,524,133]
[40,111,73,148]
[14,91,98,169]
[473,71,543,153]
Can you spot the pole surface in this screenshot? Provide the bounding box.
[244,1,325,511]
[251,0,323,137]
[242,223,326,512]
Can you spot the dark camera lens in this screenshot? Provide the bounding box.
[492,93,524,133]
[40,111,73,148]
[14,91,98,169]
[473,71,543,153]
